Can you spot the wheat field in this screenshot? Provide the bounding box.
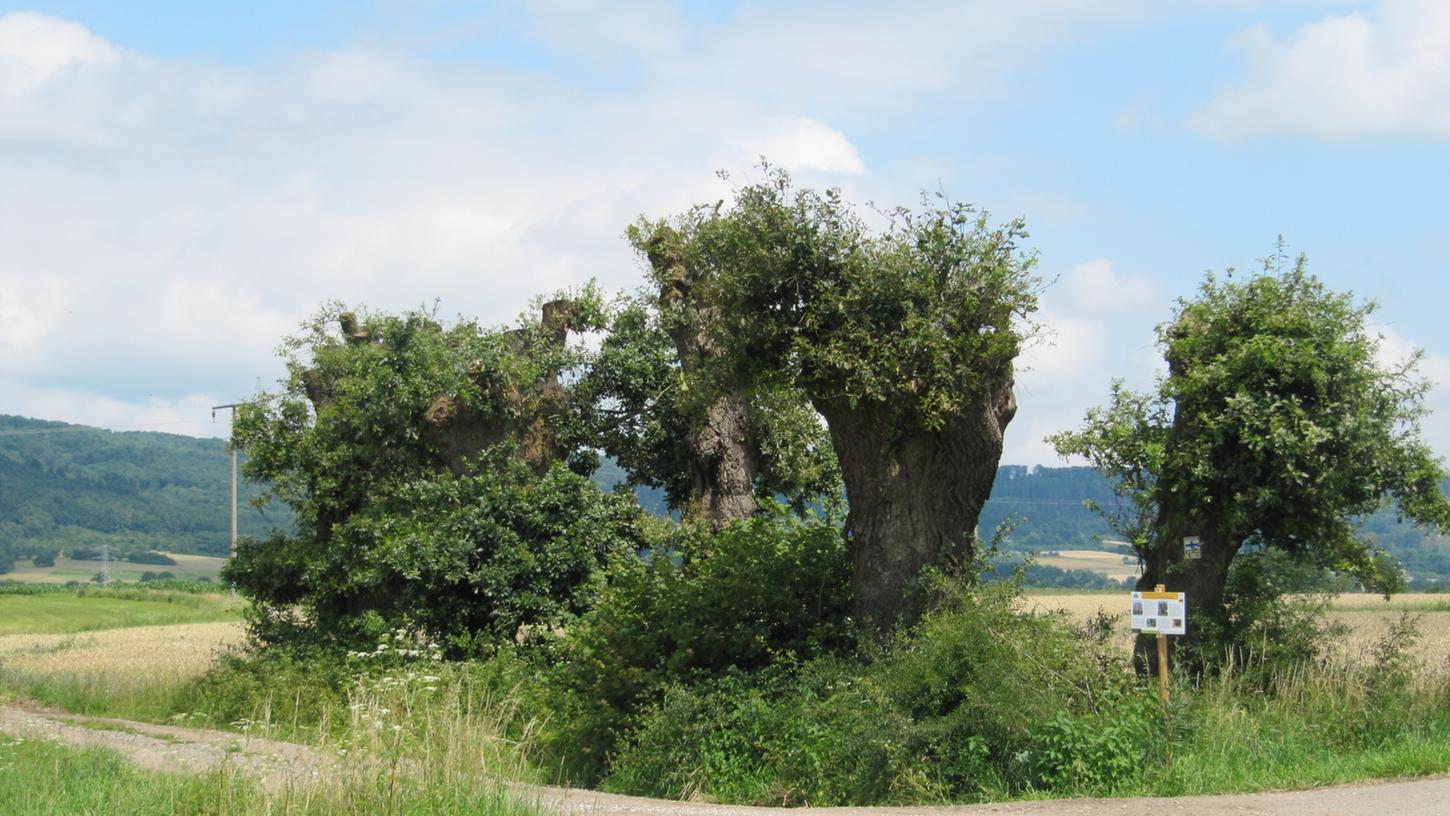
[0,621,245,695]
[1023,592,1450,667]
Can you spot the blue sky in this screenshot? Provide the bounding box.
[2,1,1448,465]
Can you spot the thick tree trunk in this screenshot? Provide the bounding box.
[817,379,1017,633]
[1136,520,1241,675]
[685,392,760,529]
[645,231,759,529]
[419,299,574,476]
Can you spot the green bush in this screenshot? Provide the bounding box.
[1184,547,1350,677]
[1023,691,1158,792]
[604,662,928,805]
[226,453,645,655]
[538,507,854,784]
[594,576,1143,804]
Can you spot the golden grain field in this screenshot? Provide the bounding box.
[0,621,244,686]
[1022,592,1450,668]
[1032,549,1143,582]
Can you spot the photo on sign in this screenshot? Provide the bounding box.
[1172,619,1182,628]
[1132,601,1143,615]
[1146,618,1157,628]
[1157,601,1169,616]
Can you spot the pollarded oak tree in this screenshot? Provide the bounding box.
[1052,252,1450,665]
[225,298,643,653]
[635,170,1041,631]
[576,288,842,528]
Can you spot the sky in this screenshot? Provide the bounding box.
[2,0,1449,466]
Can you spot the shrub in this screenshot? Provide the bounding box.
[539,507,854,784]
[593,575,1141,804]
[226,453,645,655]
[1022,691,1158,792]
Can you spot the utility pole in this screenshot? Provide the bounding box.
[211,404,242,560]
[101,542,110,584]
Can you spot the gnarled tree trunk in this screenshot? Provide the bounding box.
[817,378,1017,633]
[684,395,760,527]
[1136,516,1243,675]
[420,299,575,476]
[645,232,759,529]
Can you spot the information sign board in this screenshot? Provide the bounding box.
[1130,590,1186,635]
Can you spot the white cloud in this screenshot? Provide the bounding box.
[0,10,118,98]
[1191,0,1450,140]
[0,280,44,348]
[1008,311,1109,466]
[1003,256,1169,465]
[0,379,228,437]
[2,5,1132,422]
[1373,323,1450,384]
[0,13,803,408]
[0,7,1162,448]
[740,118,866,175]
[1062,258,1160,314]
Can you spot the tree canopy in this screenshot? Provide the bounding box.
[630,169,1041,630]
[1052,251,1450,663]
[225,300,644,652]
[575,290,841,525]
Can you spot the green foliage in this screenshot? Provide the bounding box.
[1184,547,1352,673]
[228,299,644,654]
[626,167,1042,630]
[1024,691,1159,792]
[634,168,1040,431]
[595,578,1143,804]
[1156,256,1448,569]
[1052,249,1450,661]
[576,289,842,516]
[538,508,854,783]
[227,453,642,654]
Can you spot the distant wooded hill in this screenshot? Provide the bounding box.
[0,415,291,572]
[3,414,1448,580]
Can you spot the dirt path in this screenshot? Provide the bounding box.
[4,701,1449,815]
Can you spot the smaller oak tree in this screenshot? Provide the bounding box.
[1052,251,1450,666]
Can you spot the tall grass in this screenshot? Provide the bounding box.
[587,600,1450,805]
[1,636,547,814]
[0,733,545,816]
[1127,619,1450,797]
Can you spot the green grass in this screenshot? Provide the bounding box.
[0,734,544,816]
[3,553,226,584]
[0,591,237,635]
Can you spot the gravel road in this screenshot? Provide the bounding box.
[4,702,1447,816]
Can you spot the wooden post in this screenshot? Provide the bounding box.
[1155,583,1169,708]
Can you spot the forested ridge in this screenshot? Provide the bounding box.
[0,415,291,571]
[4,413,1447,581]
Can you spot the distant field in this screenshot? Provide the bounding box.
[0,620,244,681]
[1025,591,1450,667]
[0,591,239,636]
[1033,548,1142,582]
[3,552,227,584]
